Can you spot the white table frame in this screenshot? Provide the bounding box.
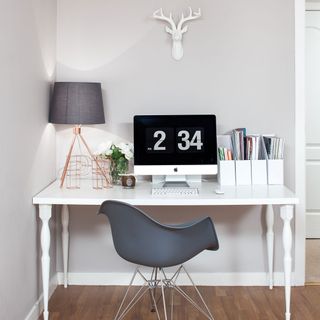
[33,180,298,320]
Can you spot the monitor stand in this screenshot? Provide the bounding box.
[152,175,201,186]
[163,181,190,188]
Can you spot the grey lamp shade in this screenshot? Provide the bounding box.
[49,82,105,124]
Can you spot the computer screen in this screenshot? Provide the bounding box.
[134,114,217,176]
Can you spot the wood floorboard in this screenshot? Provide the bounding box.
[41,285,320,320]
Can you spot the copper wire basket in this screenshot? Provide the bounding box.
[92,156,112,189]
[66,155,83,189]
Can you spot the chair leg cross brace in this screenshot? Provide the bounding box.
[114,265,214,320]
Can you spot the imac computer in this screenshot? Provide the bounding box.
[134,114,217,190]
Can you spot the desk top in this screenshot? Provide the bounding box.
[33,180,299,206]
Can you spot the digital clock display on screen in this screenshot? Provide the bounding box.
[134,115,217,166]
[146,127,204,153]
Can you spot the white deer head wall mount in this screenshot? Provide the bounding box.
[153,7,201,61]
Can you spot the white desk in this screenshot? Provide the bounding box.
[33,180,298,320]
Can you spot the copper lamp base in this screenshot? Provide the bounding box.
[60,125,110,188]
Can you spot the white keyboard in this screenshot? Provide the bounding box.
[152,187,199,196]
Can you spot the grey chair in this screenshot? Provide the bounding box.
[99,200,219,320]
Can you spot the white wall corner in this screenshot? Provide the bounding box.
[294,0,306,286]
[24,274,58,320]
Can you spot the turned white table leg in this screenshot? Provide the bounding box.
[266,205,274,289]
[280,205,293,320]
[61,205,70,288]
[39,204,52,320]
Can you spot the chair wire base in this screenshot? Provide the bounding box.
[113,265,214,320]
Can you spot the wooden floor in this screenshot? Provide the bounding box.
[44,285,320,320]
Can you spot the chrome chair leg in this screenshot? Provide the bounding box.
[114,266,139,320]
[159,268,168,320]
[148,267,161,320]
[149,284,161,320]
[182,265,214,320]
[115,265,214,320]
[168,265,214,320]
[170,286,174,320]
[150,267,161,314]
[114,267,149,320]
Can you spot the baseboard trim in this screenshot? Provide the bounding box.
[24,274,58,320]
[57,271,296,286]
[306,211,320,238]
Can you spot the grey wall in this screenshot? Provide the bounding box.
[0,0,57,319]
[56,0,295,274]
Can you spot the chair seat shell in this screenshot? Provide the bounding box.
[99,200,219,268]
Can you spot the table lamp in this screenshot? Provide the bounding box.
[49,82,108,188]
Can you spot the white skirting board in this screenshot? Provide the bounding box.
[306,211,320,238]
[24,274,58,320]
[57,271,296,287]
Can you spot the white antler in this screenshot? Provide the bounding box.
[177,7,201,32]
[153,8,176,32]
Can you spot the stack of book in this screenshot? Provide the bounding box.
[230,128,263,160]
[231,128,246,160]
[246,135,262,160]
[217,135,234,161]
[229,129,284,161]
[217,129,285,186]
[218,147,233,160]
[263,136,285,159]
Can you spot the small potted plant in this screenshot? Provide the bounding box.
[96,141,133,184]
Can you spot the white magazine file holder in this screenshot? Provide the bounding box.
[251,135,268,185]
[235,160,251,185]
[267,159,284,184]
[261,136,284,185]
[217,135,236,185]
